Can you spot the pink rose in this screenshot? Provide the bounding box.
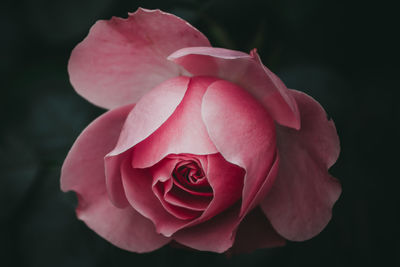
[61,8,341,253]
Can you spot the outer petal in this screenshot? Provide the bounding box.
[169,47,300,129]
[201,80,277,217]
[228,208,285,254]
[60,104,169,252]
[131,76,218,168]
[76,195,170,253]
[68,8,210,109]
[261,90,341,241]
[108,76,190,157]
[104,76,190,207]
[173,205,241,253]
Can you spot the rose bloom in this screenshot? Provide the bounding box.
[61,8,341,253]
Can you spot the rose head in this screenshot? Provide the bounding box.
[61,8,341,253]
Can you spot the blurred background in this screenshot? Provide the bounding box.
[1,0,398,266]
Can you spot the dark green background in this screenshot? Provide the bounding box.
[1,0,398,266]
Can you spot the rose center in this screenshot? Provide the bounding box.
[172,159,212,196]
[175,160,205,183]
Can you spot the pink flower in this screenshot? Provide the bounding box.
[61,8,341,253]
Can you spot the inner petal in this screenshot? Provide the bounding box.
[164,186,211,211]
[150,154,214,220]
[172,158,212,196]
[153,180,203,220]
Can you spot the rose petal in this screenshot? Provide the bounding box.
[173,154,277,254]
[61,104,133,203]
[201,80,277,217]
[200,153,244,220]
[229,207,286,254]
[104,76,190,207]
[150,156,179,182]
[243,154,279,214]
[61,104,169,252]
[152,173,203,220]
[173,205,240,253]
[108,76,189,157]
[261,89,341,241]
[152,156,212,211]
[153,182,203,220]
[68,8,210,109]
[76,196,170,253]
[104,151,131,207]
[164,186,211,211]
[169,47,300,129]
[131,76,219,168]
[120,157,188,236]
[250,49,300,129]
